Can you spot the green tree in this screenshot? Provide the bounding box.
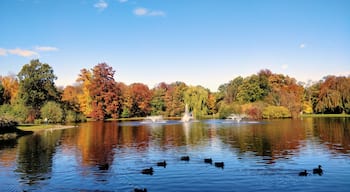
[17,59,59,119]
[184,85,209,118]
[150,82,167,115]
[237,75,265,103]
[40,101,63,123]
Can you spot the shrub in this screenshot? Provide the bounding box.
[218,102,242,119]
[40,101,63,123]
[0,103,28,123]
[262,105,291,119]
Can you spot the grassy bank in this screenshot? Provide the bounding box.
[17,124,76,132]
[301,114,350,118]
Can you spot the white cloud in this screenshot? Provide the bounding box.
[0,48,7,56]
[8,48,38,57]
[133,7,165,16]
[299,43,306,48]
[281,64,288,69]
[94,0,108,11]
[35,46,59,52]
[134,7,148,16]
[149,10,165,16]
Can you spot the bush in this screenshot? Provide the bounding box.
[262,106,291,119]
[218,102,242,119]
[0,103,28,123]
[242,102,265,120]
[64,110,86,123]
[40,101,63,123]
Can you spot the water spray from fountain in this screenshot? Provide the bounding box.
[142,115,167,124]
[181,104,194,122]
[226,113,246,123]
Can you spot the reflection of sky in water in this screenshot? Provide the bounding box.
[0,118,350,191]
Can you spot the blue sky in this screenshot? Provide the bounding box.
[1,0,349,91]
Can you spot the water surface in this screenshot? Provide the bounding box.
[0,118,349,191]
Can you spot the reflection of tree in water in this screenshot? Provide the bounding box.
[15,131,62,187]
[218,120,305,162]
[76,122,120,168]
[313,118,350,154]
[149,122,210,148]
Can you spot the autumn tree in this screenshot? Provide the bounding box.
[315,76,350,113]
[266,74,303,118]
[0,75,19,104]
[164,82,187,117]
[207,93,217,115]
[128,83,152,117]
[89,63,119,120]
[76,69,93,117]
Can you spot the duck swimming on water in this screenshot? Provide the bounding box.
[141,167,154,175]
[204,158,213,164]
[299,170,308,176]
[214,162,224,168]
[134,188,147,192]
[157,160,167,167]
[313,165,323,175]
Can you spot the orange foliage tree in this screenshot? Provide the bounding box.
[89,63,119,120]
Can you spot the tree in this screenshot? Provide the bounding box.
[89,63,119,120]
[315,76,350,113]
[76,68,93,117]
[150,82,168,115]
[128,83,152,117]
[225,76,244,103]
[164,82,187,117]
[17,59,59,119]
[237,75,265,103]
[184,85,209,118]
[40,101,63,123]
[0,75,19,104]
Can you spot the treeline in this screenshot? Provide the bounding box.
[0,59,350,123]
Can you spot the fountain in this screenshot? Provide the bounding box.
[226,114,246,123]
[142,115,167,123]
[181,104,194,122]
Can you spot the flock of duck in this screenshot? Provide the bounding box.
[134,156,224,192]
[98,158,323,191]
[299,165,323,176]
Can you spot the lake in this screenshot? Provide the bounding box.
[1,118,350,191]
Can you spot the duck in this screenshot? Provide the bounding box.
[204,158,213,164]
[157,160,167,167]
[299,170,308,176]
[141,167,154,175]
[134,188,147,192]
[313,165,323,175]
[98,163,109,170]
[214,162,224,168]
[181,156,190,161]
